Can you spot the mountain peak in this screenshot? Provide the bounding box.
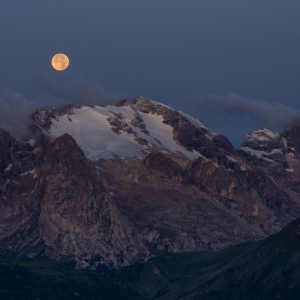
[1,96,300,272]
[133,96,173,115]
[239,128,282,152]
[238,127,289,170]
[31,98,211,161]
[117,99,131,107]
[244,128,280,142]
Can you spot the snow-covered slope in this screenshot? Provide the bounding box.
[46,100,202,161]
[50,106,140,160]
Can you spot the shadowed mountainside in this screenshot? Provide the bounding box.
[0,96,300,269]
[0,217,299,299]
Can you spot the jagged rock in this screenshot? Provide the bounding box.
[36,134,147,269]
[32,106,57,130]
[0,97,300,269]
[143,153,183,181]
[183,156,289,208]
[0,134,147,269]
[116,98,150,135]
[117,99,131,107]
[238,129,287,168]
[133,96,174,116]
[134,96,236,159]
[33,103,83,130]
[283,118,300,153]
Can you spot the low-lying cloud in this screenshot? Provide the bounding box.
[38,78,124,107]
[0,87,38,138]
[0,79,126,139]
[196,94,300,127]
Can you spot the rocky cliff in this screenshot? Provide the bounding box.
[0,97,299,269]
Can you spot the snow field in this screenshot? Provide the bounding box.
[49,105,201,161]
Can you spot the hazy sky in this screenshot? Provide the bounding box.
[0,1,300,146]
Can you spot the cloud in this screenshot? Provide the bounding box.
[38,78,124,106]
[0,87,38,139]
[196,94,300,127]
[0,80,126,139]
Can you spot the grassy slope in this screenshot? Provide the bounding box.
[1,219,300,299]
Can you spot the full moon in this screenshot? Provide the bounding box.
[51,53,69,71]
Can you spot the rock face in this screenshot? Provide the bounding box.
[238,129,287,169]
[37,134,146,269]
[0,133,146,269]
[133,96,236,159]
[238,124,300,193]
[283,118,300,152]
[33,103,84,130]
[143,153,183,181]
[0,97,300,269]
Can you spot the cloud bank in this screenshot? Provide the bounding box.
[38,78,124,107]
[0,79,125,139]
[0,87,38,138]
[196,94,300,127]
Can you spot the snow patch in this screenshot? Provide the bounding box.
[244,128,280,143]
[140,112,201,160]
[239,147,282,163]
[27,139,35,146]
[95,165,103,175]
[4,164,12,171]
[227,156,236,162]
[21,169,36,176]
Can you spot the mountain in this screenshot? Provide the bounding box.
[0,96,300,269]
[0,217,300,299]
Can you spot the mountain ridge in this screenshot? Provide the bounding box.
[0,96,299,269]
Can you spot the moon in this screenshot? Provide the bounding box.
[51,53,69,71]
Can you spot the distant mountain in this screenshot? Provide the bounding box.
[0,217,299,299]
[0,96,300,269]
